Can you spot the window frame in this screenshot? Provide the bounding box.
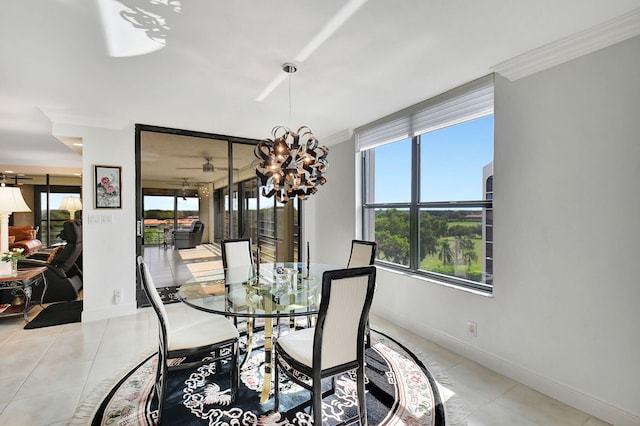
[358,75,494,293]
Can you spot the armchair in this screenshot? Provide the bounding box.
[173,220,204,249]
[19,220,82,303]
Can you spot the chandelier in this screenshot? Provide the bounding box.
[254,64,329,204]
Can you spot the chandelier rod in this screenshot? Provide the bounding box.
[282,62,297,129]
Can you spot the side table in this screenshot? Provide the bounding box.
[0,266,47,322]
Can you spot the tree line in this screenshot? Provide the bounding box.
[375,208,482,271]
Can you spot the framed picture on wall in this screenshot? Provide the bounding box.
[94,165,122,209]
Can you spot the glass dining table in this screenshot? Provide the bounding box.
[178,262,336,402]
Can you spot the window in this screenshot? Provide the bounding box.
[142,192,200,246]
[359,75,494,292]
[35,186,81,248]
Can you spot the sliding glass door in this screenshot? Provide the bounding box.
[135,125,302,307]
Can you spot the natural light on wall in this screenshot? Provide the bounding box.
[97,0,182,57]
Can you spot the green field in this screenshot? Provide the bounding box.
[420,221,483,282]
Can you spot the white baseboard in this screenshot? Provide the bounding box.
[373,310,640,426]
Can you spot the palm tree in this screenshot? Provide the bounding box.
[437,240,454,265]
[460,238,478,270]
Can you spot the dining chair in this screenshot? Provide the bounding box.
[274,266,376,425]
[137,256,240,423]
[347,239,376,348]
[221,238,254,325]
[347,239,377,268]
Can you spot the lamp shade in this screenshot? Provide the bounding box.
[59,196,83,212]
[0,186,31,274]
[0,186,31,213]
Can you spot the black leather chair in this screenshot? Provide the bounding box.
[20,220,83,303]
[173,220,204,249]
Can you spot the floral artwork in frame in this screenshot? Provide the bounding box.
[95,165,122,209]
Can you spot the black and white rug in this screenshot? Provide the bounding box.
[80,329,462,425]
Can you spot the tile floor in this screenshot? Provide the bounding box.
[0,305,611,425]
[0,246,613,425]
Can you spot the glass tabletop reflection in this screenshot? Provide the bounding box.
[178,262,336,318]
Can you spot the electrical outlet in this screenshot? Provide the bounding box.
[113,289,122,304]
[467,320,477,337]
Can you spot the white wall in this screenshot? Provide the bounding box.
[309,36,640,425]
[304,138,357,267]
[53,122,138,321]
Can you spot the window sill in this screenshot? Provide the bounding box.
[375,264,494,297]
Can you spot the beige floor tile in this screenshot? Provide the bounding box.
[584,416,612,425]
[493,384,591,426]
[467,399,540,426]
[0,389,80,426]
[14,359,92,399]
[0,375,26,405]
[445,359,517,415]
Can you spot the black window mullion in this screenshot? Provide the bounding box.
[409,136,420,269]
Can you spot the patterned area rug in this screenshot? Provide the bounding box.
[84,330,457,425]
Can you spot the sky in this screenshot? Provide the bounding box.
[373,115,493,204]
[143,195,199,211]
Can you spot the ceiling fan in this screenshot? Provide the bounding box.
[0,173,33,186]
[176,156,233,173]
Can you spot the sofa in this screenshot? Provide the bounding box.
[8,226,42,255]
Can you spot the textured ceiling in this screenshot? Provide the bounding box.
[1,0,639,180]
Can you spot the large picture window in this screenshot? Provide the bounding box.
[359,75,494,292]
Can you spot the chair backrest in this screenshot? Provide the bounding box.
[221,238,254,268]
[314,266,376,370]
[190,221,204,245]
[187,220,202,232]
[221,238,254,284]
[50,220,83,276]
[137,256,170,352]
[347,239,376,268]
[191,220,204,234]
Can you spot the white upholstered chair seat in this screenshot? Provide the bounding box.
[276,328,315,367]
[169,315,239,351]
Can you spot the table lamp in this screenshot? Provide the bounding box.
[59,196,82,220]
[0,184,31,276]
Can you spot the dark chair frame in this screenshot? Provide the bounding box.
[274,266,377,425]
[137,256,239,423]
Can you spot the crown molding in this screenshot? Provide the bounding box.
[322,128,353,146]
[42,109,130,130]
[492,8,640,81]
